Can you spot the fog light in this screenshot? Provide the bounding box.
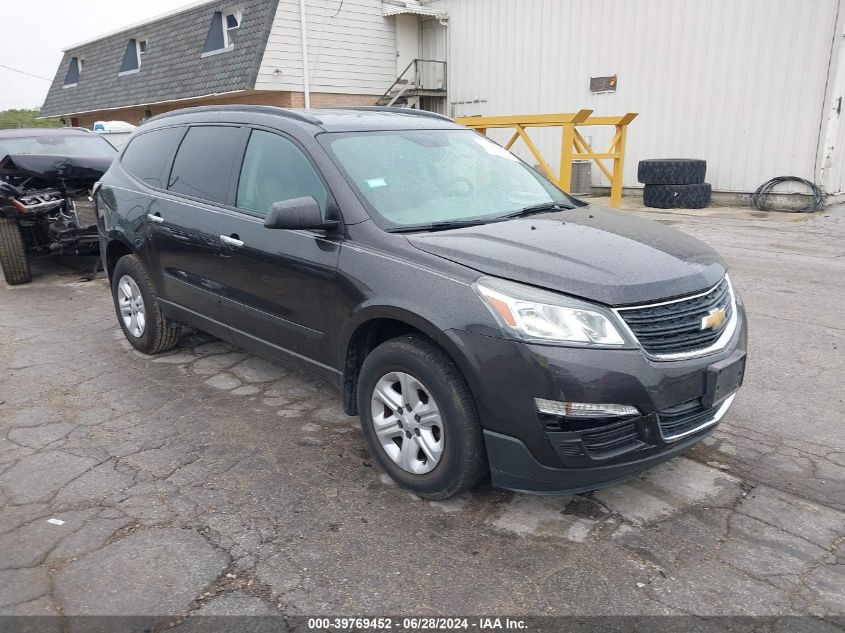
[534,398,639,418]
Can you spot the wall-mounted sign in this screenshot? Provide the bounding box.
[590,75,617,94]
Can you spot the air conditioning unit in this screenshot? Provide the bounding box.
[570,160,592,196]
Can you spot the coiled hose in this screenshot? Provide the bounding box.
[751,176,825,213]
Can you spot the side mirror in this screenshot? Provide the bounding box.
[263,196,339,231]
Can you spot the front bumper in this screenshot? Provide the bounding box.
[446,301,747,493]
[483,393,735,494]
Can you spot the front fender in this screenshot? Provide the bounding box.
[334,241,507,419]
[338,302,472,371]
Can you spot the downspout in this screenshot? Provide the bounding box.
[298,0,311,108]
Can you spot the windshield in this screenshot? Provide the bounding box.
[0,134,116,160]
[322,129,572,229]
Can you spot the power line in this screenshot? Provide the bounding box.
[0,64,52,82]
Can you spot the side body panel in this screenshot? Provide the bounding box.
[147,191,234,319]
[213,213,342,372]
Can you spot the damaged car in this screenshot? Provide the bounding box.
[0,128,116,285]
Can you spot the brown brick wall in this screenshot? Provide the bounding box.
[288,92,380,108]
[71,91,379,127]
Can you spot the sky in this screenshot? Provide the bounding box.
[0,0,201,111]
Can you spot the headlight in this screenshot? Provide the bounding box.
[474,276,627,346]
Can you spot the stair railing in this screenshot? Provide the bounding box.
[377,59,447,106]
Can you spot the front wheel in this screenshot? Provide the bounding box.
[111,254,181,354]
[0,217,32,285]
[357,335,487,499]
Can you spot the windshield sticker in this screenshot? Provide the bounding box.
[365,178,387,188]
[473,136,519,161]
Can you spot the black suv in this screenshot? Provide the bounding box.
[96,106,746,499]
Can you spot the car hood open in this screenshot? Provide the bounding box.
[405,206,726,306]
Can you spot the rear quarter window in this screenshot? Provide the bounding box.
[121,127,184,188]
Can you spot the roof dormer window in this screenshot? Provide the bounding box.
[119,38,145,76]
[202,10,240,57]
[63,57,81,88]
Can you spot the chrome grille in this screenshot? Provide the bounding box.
[617,278,734,357]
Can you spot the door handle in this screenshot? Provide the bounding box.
[220,234,244,248]
[147,213,164,224]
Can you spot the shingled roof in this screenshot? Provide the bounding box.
[41,0,279,117]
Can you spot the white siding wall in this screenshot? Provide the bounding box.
[828,92,845,195]
[256,0,396,95]
[446,0,841,193]
[820,11,845,194]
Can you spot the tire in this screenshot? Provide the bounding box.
[643,183,712,209]
[0,217,32,285]
[638,159,706,185]
[357,335,487,500]
[111,254,181,354]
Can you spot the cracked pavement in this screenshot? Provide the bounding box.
[0,204,843,630]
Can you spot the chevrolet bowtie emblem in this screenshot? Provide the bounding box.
[701,307,727,331]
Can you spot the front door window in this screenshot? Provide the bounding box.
[236,130,328,216]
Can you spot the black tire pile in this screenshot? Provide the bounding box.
[638,159,711,209]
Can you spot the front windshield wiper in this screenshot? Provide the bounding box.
[385,201,577,233]
[500,201,576,219]
[386,218,503,233]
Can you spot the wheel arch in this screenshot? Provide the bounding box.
[104,234,135,281]
[339,306,478,417]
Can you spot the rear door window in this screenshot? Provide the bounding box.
[236,129,328,216]
[167,126,243,204]
[120,126,184,188]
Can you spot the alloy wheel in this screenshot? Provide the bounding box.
[117,275,146,338]
[369,371,444,474]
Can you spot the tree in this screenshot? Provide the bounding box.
[0,109,62,129]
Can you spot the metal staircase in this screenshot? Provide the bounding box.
[376,58,447,112]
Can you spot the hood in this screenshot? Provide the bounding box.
[0,154,112,183]
[406,206,726,306]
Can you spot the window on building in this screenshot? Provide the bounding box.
[225,11,241,46]
[202,10,241,56]
[168,126,244,204]
[236,130,328,216]
[119,38,144,75]
[121,126,185,189]
[63,57,81,87]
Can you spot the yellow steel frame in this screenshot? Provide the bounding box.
[454,110,638,209]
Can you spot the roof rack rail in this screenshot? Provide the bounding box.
[147,105,323,125]
[340,106,453,122]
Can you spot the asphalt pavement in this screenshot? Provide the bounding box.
[0,203,842,631]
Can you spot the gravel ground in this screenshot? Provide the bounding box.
[0,203,843,631]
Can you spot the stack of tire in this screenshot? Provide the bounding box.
[638,159,711,209]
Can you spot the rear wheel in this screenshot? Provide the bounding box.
[0,217,32,285]
[111,254,181,354]
[357,335,487,499]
